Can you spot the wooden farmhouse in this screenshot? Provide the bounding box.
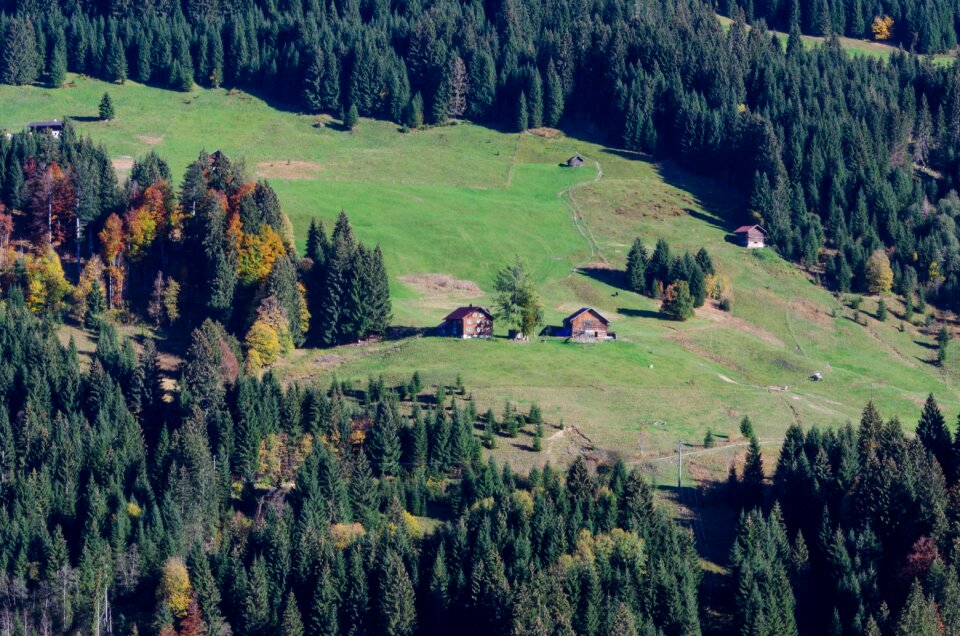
[567,154,585,167]
[28,120,63,138]
[563,307,612,340]
[734,224,767,248]
[441,305,493,338]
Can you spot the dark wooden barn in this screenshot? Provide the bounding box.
[733,225,767,248]
[441,305,493,338]
[28,120,63,138]
[562,307,611,339]
[567,154,585,167]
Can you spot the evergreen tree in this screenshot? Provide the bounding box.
[515,91,529,132]
[625,238,648,293]
[345,104,360,131]
[99,93,116,121]
[661,281,694,321]
[48,36,67,88]
[742,435,765,506]
[310,565,340,636]
[897,580,940,636]
[85,283,106,328]
[405,92,425,129]
[379,551,417,636]
[368,403,402,476]
[544,60,564,128]
[917,393,953,478]
[1,19,40,85]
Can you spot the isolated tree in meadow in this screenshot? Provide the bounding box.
[661,281,694,321]
[493,256,543,337]
[1,18,40,85]
[866,250,893,295]
[938,325,950,366]
[625,238,648,293]
[99,93,116,121]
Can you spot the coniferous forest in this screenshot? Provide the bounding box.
[4,0,960,634]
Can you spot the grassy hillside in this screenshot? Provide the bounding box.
[1,75,956,471]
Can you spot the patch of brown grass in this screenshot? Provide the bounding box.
[527,127,563,139]
[696,303,786,348]
[397,273,484,298]
[136,134,164,145]
[111,156,134,173]
[255,160,326,180]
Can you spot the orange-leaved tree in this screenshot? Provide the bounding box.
[27,162,76,249]
[99,213,126,309]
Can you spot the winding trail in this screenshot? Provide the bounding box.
[559,157,608,265]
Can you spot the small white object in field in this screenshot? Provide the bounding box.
[648,364,654,369]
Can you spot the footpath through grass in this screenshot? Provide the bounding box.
[1,75,956,471]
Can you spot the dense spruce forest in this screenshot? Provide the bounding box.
[718,0,960,53]
[0,298,703,635]
[3,0,960,315]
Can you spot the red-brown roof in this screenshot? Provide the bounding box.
[443,306,493,321]
[563,307,610,326]
[734,225,767,234]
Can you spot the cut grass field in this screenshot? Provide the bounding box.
[1,74,957,472]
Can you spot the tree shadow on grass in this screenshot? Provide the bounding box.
[578,265,626,290]
[67,115,101,123]
[617,307,663,320]
[914,339,938,350]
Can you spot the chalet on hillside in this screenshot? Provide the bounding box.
[441,305,493,338]
[28,120,63,138]
[734,224,767,249]
[567,154,585,167]
[562,307,612,340]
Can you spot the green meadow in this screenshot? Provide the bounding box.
[1,74,956,470]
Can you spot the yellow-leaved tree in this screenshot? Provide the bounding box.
[872,15,894,40]
[158,557,193,619]
[866,249,894,295]
[245,320,281,373]
[24,250,72,315]
[236,225,286,285]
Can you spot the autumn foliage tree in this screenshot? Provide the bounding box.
[26,161,76,249]
[99,213,125,309]
[866,250,893,295]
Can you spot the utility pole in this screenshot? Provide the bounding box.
[677,440,683,489]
